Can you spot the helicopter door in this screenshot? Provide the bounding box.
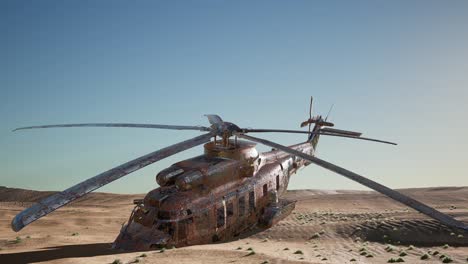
[177,211,194,244]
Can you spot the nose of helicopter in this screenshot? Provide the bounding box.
[112,222,171,251]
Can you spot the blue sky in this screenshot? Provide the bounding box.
[2,1,468,194]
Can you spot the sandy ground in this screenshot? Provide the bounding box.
[0,186,467,264]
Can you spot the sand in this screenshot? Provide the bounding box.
[0,186,467,264]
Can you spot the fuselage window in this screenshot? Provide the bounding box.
[276,175,280,191]
[238,196,246,217]
[227,202,234,217]
[249,191,255,212]
[216,207,225,228]
[263,183,268,197]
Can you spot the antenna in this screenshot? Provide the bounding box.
[325,104,334,121]
[308,96,313,133]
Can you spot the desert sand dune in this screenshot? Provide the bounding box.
[0,186,467,264]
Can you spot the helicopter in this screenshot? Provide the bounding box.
[11,97,467,250]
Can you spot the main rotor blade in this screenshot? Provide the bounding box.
[11,133,213,232]
[241,129,396,146]
[236,133,467,231]
[242,128,315,134]
[13,123,211,132]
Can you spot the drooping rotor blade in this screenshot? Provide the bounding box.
[236,133,468,231]
[13,123,211,132]
[11,132,213,232]
[241,128,396,146]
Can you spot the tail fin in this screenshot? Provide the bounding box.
[300,97,328,148]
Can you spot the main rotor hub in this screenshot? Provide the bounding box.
[211,121,241,137]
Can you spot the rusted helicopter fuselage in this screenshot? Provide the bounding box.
[113,137,316,250]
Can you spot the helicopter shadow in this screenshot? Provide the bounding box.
[0,243,142,264]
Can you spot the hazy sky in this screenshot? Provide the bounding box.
[2,1,467,194]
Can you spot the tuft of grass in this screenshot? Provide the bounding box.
[408,245,414,250]
[71,232,79,236]
[261,261,269,264]
[111,260,123,264]
[360,251,368,256]
[442,256,453,263]
[245,251,255,256]
[26,236,31,239]
[420,253,430,260]
[236,247,242,250]
[159,248,165,253]
[359,247,366,252]
[399,251,407,257]
[388,258,397,263]
[139,253,147,258]
[293,250,303,255]
[350,258,356,262]
[310,233,321,239]
[442,244,450,249]
[13,236,22,244]
[247,247,253,251]
[321,257,328,261]
[457,234,464,238]
[385,245,394,252]
[395,257,405,263]
[283,247,289,250]
[432,250,439,256]
[366,253,374,258]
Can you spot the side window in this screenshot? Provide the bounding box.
[227,202,234,218]
[263,184,268,197]
[276,175,280,191]
[216,207,225,228]
[238,196,246,217]
[249,191,255,212]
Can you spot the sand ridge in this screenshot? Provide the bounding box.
[0,186,467,263]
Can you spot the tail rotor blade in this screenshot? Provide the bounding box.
[319,132,397,145]
[11,133,213,232]
[236,133,467,231]
[13,123,210,132]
